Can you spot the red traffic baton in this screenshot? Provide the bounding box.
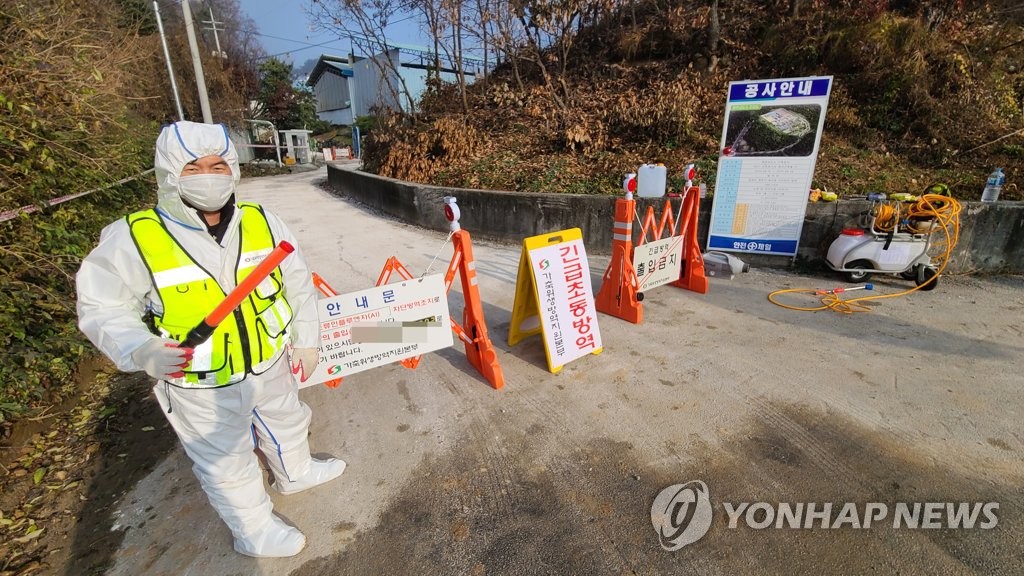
[180,241,295,348]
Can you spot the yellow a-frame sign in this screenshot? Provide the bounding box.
[509,228,603,373]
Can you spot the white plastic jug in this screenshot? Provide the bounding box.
[637,164,667,198]
[703,251,749,280]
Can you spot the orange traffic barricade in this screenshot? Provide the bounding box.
[596,170,707,324]
[311,196,504,390]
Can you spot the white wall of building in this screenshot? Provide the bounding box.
[351,50,402,118]
[312,50,478,125]
[318,107,353,125]
[313,69,351,113]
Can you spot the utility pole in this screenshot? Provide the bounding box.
[153,1,184,121]
[181,0,213,123]
[202,6,227,59]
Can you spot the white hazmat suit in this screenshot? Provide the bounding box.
[76,121,344,557]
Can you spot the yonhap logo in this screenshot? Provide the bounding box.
[651,479,1001,551]
[650,480,713,551]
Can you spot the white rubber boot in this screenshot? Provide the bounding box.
[272,457,346,496]
[233,514,307,558]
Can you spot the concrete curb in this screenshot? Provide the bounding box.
[325,165,1024,274]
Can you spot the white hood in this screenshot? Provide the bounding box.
[154,121,241,226]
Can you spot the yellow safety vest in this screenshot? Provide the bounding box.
[126,202,293,388]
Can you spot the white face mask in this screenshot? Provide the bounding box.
[178,174,235,212]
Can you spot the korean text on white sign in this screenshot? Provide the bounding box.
[527,239,602,371]
[634,235,685,291]
[305,273,453,388]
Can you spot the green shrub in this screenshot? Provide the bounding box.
[1,1,157,423]
[0,178,153,423]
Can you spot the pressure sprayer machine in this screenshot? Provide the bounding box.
[770,186,962,314]
[824,187,962,289]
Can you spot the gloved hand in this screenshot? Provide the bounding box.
[290,347,319,383]
[130,337,193,381]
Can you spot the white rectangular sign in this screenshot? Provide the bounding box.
[527,239,602,371]
[304,273,453,388]
[634,236,684,291]
[707,76,833,256]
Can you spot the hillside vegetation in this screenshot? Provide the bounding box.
[0,0,265,426]
[363,0,1024,199]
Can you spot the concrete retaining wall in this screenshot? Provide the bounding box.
[326,165,1024,274]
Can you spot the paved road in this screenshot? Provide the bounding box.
[107,167,1024,575]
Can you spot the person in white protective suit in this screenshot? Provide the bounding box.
[76,121,345,558]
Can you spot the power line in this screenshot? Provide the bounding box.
[387,13,419,26]
[256,31,349,48]
[254,35,351,61]
[165,6,482,66]
[253,30,485,64]
[256,30,418,53]
[252,30,405,61]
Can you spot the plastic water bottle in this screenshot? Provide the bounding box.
[981,168,1005,202]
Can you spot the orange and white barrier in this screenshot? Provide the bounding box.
[595,177,643,323]
[596,168,708,324]
[320,147,352,161]
[444,227,504,388]
[311,197,504,389]
[669,183,709,295]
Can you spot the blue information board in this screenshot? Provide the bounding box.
[707,77,833,257]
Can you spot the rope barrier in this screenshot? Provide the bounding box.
[421,231,456,277]
[0,168,155,224]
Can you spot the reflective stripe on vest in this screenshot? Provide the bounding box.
[126,202,293,388]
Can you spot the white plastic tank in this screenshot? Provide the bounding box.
[637,164,667,198]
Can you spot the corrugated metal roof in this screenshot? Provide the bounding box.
[306,54,359,86]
